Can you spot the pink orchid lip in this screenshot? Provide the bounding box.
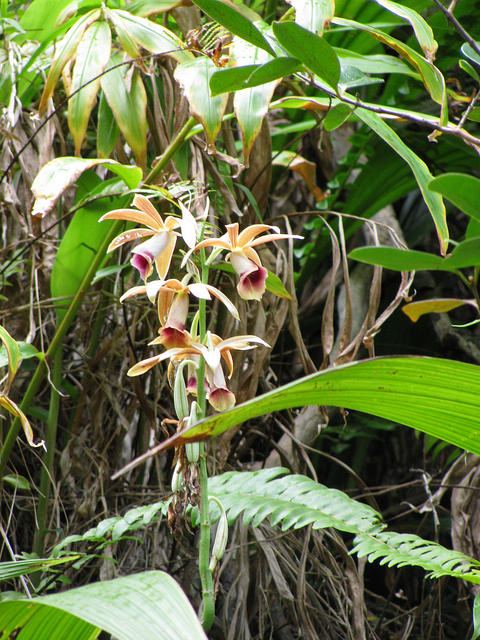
[158,327,190,349]
[186,376,210,395]
[208,387,236,411]
[131,233,170,280]
[237,264,268,301]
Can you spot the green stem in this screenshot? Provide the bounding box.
[197,246,215,630]
[0,220,123,480]
[144,116,197,186]
[32,347,62,559]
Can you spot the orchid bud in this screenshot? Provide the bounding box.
[209,498,228,572]
[173,366,189,420]
[171,460,184,493]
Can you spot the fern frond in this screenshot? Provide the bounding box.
[352,531,480,585]
[207,468,383,535]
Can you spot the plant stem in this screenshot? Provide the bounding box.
[197,246,215,630]
[144,116,197,186]
[0,220,122,480]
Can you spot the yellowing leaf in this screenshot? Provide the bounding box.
[402,298,477,322]
[273,151,324,202]
[39,9,101,115]
[0,396,44,449]
[101,62,148,170]
[68,21,112,156]
[174,57,229,153]
[0,325,20,395]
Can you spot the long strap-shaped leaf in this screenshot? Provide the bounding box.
[149,357,480,454]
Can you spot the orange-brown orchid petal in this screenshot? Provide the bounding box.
[202,284,240,320]
[237,224,279,246]
[164,215,181,232]
[155,233,177,280]
[127,350,180,376]
[157,288,176,325]
[241,246,262,266]
[99,209,160,230]
[195,237,231,251]
[219,335,270,351]
[226,223,239,248]
[248,233,303,248]
[133,194,164,228]
[107,229,153,253]
[221,348,234,378]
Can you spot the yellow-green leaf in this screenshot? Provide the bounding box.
[0,396,43,449]
[101,62,147,170]
[370,0,437,62]
[68,21,112,156]
[174,57,229,153]
[0,326,20,395]
[402,298,477,323]
[286,0,335,36]
[97,91,120,158]
[39,9,101,115]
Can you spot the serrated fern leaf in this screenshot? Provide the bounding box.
[352,531,480,585]
[207,468,383,535]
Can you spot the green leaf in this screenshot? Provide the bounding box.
[354,108,448,254]
[101,63,147,170]
[162,357,480,457]
[174,57,229,153]
[0,342,42,369]
[323,103,353,131]
[370,0,437,61]
[0,572,208,640]
[191,0,275,55]
[0,556,81,581]
[19,0,76,44]
[97,91,120,158]
[473,593,480,640]
[208,468,382,534]
[349,246,446,271]
[461,42,480,68]
[231,37,279,166]
[286,0,335,36]
[429,173,480,223]
[459,59,480,83]
[38,9,101,115]
[127,0,185,17]
[106,9,191,64]
[2,474,30,491]
[31,157,142,218]
[51,177,129,322]
[272,21,340,89]
[68,21,112,156]
[210,57,300,96]
[335,48,418,77]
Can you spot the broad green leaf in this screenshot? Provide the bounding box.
[231,37,278,166]
[461,42,480,68]
[51,175,130,322]
[0,572,208,640]
[0,325,20,393]
[473,593,480,640]
[402,298,477,323]
[273,21,340,89]
[19,0,75,44]
[350,239,480,271]
[68,21,112,156]
[354,108,448,254]
[210,57,300,96]
[370,0,437,61]
[106,8,141,59]
[338,64,383,91]
[106,9,191,64]
[158,357,480,457]
[429,173,480,223]
[31,157,142,218]
[97,91,120,158]
[332,18,447,124]
[0,342,42,370]
[323,103,353,130]
[39,9,101,115]
[0,556,81,581]
[192,0,275,55]
[101,63,147,170]
[2,474,30,491]
[349,246,446,271]
[286,0,335,36]
[174,57,229,153]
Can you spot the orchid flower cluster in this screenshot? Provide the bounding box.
[100,193,299,416]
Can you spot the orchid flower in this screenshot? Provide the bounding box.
[127,332,269,411]
[195,223,302,300]
[99,194,198,281]
[120,278,239,349]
